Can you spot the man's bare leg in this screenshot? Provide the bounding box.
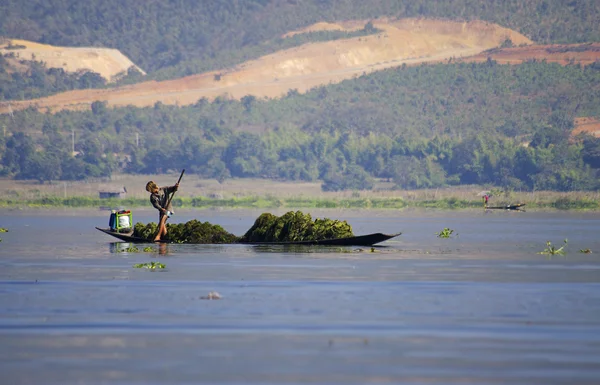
[155,215,167,242]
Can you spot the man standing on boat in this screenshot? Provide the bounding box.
[145,180,179,242]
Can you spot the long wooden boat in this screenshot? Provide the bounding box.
[96,227,157,243]
[239,232,402,246]
[485,203,526,211]
[95,227,401,246]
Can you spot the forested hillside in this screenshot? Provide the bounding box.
[0,53,109,100]
[1,0,599,78]
[1,18,538,112]
[0,23,382,101]
[1,0,600,193]
[2,61,599,191]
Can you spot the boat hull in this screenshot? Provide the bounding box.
[95,227,401,246]
[486,203,526,211]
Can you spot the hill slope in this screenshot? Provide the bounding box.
[1,18,532,113]
[0,39,145,81]
[574,117,600,137]
[463,43,600,66]
[2,0,599,76]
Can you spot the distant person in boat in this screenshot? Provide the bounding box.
[145,180,179,242]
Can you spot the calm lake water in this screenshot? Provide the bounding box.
[1,208,600,384]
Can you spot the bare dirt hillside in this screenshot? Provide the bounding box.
[573,117,600,138]
[460,43,600,66]
[0,18,533,114]
[0,38,146,81]
[281,21,366,37]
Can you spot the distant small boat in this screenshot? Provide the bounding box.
[485,203,526,211]
[95,227,401,246]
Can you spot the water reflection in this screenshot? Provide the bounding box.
[250,244,361,254]
[2,210,600,384]
[157,243,167,255]
[108,242,169,255]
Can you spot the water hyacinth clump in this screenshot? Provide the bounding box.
[539,239,568,256]
[239,210,354,243]
[133,222,158,240]
[131,211,353,244]
[133,220,239,244]
[133,261,166,270]
[167,220,240,244]
[436,227,455,238]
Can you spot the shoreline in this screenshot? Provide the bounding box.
[1,175,599,211]
[0,194,598,211]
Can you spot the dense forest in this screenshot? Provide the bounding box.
[1,60,600,191]
[0,22,380,100]
[0,54,109,100]
[1,0,600,192]
[1,0,599,82]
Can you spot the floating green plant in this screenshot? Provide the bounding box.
[240,211,354,243]
[133,220,239,243]
[436,228,455,238]
[113,245,140,253]
[143,246,155,252]
[539,239,568,256]
[133,261,166,270]
[0,228,8,232]
[579,248,592,254]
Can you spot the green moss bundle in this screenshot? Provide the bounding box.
[131,211,353,244]
[167,219,240,244]
[133,220,239,244]
[133,222,158,240]
[240,210,353,243]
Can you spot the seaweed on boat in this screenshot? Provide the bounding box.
[131,210,353,244]
[239,210,354,243]
[133,220,239,244]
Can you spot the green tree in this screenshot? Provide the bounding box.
[224,132,264,177]
[389,155,446,189]
[91,101,108,115]
[21,151,62,183]
[2,133,35,176]
[581,135,600,169]
[322,164,374,191]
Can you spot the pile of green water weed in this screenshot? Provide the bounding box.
[133,262,166,270]
[133,220,239,244]
[132,211,353,243]
[133,222,158,240]
[436,227,456,238]
[239,210,354,243]
[539,239,568,256]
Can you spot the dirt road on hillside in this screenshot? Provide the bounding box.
[0,18,534,114]
[1,19,599,118]
[0,39,145,81]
